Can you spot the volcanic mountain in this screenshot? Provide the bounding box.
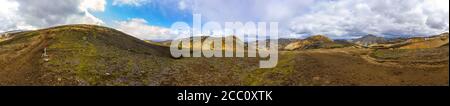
[283,35,347,50]
[351,34,387,47]
[398,32,449,49]
[367,32,449,49]
[151,36,248,53]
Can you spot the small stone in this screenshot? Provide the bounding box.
[44,58,50,62]
[105,73,111,76]
[57,78,62,81]
[313,76,321,81]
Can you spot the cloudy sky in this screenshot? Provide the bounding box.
[0,0,449,40]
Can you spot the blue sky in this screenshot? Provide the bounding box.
[94,0,193,28]
[0,0,449,40]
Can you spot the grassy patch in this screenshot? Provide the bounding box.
[370,49,407,59]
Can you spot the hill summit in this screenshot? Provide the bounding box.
[0,24,172,85]
[284,35,345,50]
[352,34,387,47]
[305,35,333,43]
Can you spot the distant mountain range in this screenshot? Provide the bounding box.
[350,34,387,47]
[0,30,29,35]
[146,33,449,51]
[283,35,342,50]
[371,32,449,49]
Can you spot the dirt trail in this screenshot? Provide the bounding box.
[360,54,404,68]
[276,48,449,86]
[0,34,50,85]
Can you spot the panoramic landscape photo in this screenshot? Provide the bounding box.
[0,0,448,86]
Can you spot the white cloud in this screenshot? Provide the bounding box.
[112,0,150,7]
[0,0,25,32]
[170,0,311,39]
[178,0,187,10]
[65,11,104,25]
[0,0,106,32]
[80,0,106,12]
[179,0,448,38]
[289,0,449,37]
[181,0,316,38]
[113,18,175,40]
[2,0,448,39]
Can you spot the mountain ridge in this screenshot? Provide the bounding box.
[0,24,172,85]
